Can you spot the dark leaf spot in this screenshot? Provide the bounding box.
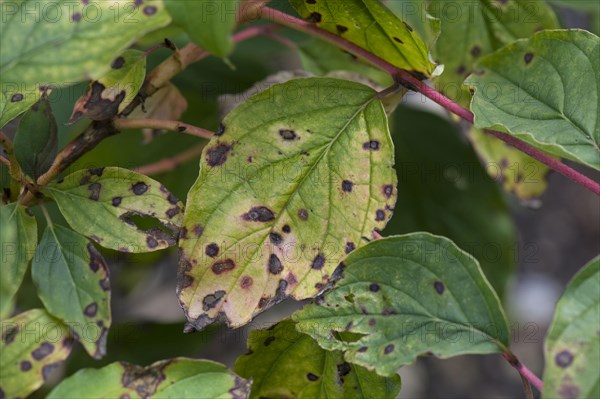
[179,274,194,289]
[212,259,235,274]
[345,242,356,254]
[383,184,393,198]
[112,196,122,206]
[307,373,319,381]
[205,243,219,258]
[341,180,353,192]
[269,232,283,245]
[268,254,283,274]
[358,346,368,352]
[279,129,297,140]
[42,362,62,380]
[146,236,159,249]
[72,12,82,21]
[308,12,322,23]
[470,46,481,57]
[403,21,413,31]
[99,277,110,291]
[166,207,180,218]
[111,56,125,69]
[20,360,32,371]
[306,0,316,3]
[369,283,380,292]
[11,93,24,102]
[215,123,226,136]
[240,275,253,289]
[524,53,534,64]
[336,24,348,34]
[167,192,178,205]
[298,208,309,220]
[384,344,395,354]
[243,206,275,222]
[375,209,385,221]
[203,290,226,310]
[2,326,18,344]
[84,303,98,317]
[87,243,106,273]
[206,143,231,167]
[363,140,380,150]
[32,342,54,360]
[258,297,270,308]
[337,362,351,379]
[311,253,325,270]
[282,224,291,233]
[131,182,148,195]
[345,321,354,331]
[193,224,204,237]
[369,318,376,326]
[456,65,466,75]
[434,281,445,294]
[121,362,166,397]
[558,384,580,399]
[555,350,574,368]
[143,5,157,15]
[264,336,275,346]
[88,182,101,201]
[393,36,404,44]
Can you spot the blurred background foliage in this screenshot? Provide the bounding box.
[1,1,598,398]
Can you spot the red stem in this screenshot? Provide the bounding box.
[502,352,543,392]
[261,7,600,197]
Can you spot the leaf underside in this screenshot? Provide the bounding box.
[178,77,397,331]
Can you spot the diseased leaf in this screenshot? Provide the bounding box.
[47,358,250,398]
[468,127,550,200]
[298,39,392,86]
[43,167,184,253]
[293,233,510,377]
[0,0,170,89]
[289,0,435,77]
[31,225,111,359]
[465,30,600,170]
[178,77,397,331]
[13,95,58,180]
[69,49,147,124]
[542,256,600,399]
[0,204,37,316]
[429,0,558,108]
[235,319,401,399]
[128,82,188,143]
[384,107,516,296]
[385,0,440,48]
[0,86,52,129]
[0,309,73,399]
[165,0,239,58]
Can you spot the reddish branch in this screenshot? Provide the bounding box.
[260,7,600,196]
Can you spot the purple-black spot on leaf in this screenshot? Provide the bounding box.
[131,181,148,195]
[434,281,445,294]
[111,196,122,207]
[212,259,235,274]
[369,283,380,292]
[269,232,283,245]
[206,143,231,167]
[20,360,32,371]
[311,254,325,270]
[384,344,395,354]
[88,182,101,201]
[279,129,297,140]
[307,372,319,381]
[84,303,98,317]
[345,242,356,254]
[298,208,309,220]
[205,243,219,258]
[31,342,54,360]
[11,93,24,102]
[215,123,226,136]
[264,336,275,346]
[268,254,283,275]
[363,140,380,150]
[555,350,574,368]
[524,53,534,64]
[243,206,275,222]
[341,180,353,192]
[203,290,225,310]
[308,12,322,23]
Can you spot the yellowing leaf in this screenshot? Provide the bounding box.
[178,77,397,331]
[43,167,184,253]
[289,0,435,77]
[0,309,73,398]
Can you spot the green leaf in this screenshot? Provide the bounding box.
[293,233,510,377]
[299,39,392,86]
[468,127,550,200]
[43,167,184,253]
[31,225,111,359]
[465,29,600,170]
[69,49,147,123]
[235,319,401,399]
[384,107,516,297]
[385,0,440,48]
[0,309,73,399]
[0,87,51,129]
[47,358,250,398]
[0,0,171,88]
[13,96,58,180]
[429,0,559,107]
[542,256,600,399]
[179,77,397,330]
[0,204,37,316]
[289,0,435,77]
[165,0,239,58]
